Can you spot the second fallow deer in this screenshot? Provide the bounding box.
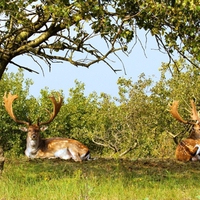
[169,100,200,161]
[3,92,91,162]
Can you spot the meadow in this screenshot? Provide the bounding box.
[1,157,200,200]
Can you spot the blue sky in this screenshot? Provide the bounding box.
[7,32,171,99]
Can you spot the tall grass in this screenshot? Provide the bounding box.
[1,157,200,200]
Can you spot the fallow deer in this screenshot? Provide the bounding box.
[169,100,200,161]
[3,92,91,162]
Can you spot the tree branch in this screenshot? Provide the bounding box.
[119,141,137,157]
[10,61,39,74]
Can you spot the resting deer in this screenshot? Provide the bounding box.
[3,92,91,162]
[169,100,200,161]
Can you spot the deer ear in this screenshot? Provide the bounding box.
[19,127,28,132]
[40,126,48,132]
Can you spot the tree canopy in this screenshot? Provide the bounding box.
[0,0,200,78]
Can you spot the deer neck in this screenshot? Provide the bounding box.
[189,133,200,140]
[25,135,42,158]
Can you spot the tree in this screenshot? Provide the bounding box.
[0,0,200,78]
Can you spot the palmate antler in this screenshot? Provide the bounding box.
[169,100,200,125]
[169,101,188,124]
[3,92,63,126]
[39,96,63,126]
[3,92,30,125]
[190,100,200,122]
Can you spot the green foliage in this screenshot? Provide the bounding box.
[0,0,200,77]
[2,58,200,159]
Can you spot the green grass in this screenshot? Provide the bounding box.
[1,157,200,200]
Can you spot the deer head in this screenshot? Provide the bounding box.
[3,92,63,132]
[169,100,200,139]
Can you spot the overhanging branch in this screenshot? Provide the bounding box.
[26,43,124,73]
[10,61,39,74]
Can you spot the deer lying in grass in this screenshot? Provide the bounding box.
[169,100,200,161]
[3,92,91,162]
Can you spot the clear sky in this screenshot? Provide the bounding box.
[7,31,170,99]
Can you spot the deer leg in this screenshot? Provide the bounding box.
[195,144,200,160]
[68,150,82,162]
[194,144,200,155]
[191,145,200,161]
[80,151,91,161]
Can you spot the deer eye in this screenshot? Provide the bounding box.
[32,135,36,139]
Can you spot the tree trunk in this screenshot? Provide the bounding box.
[0,146,5,175]
[0,57,9,79]
[0,56,8,173]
